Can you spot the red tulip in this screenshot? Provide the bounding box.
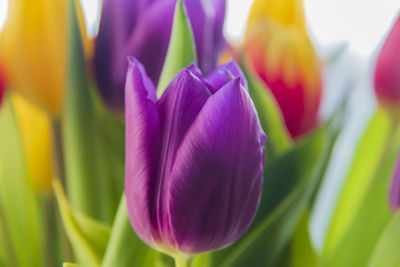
[374,15,400,116]
[244,0,322,138]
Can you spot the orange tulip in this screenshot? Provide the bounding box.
[1,0,92,117]
[244,0,322,138]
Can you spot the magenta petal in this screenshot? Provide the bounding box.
[184,0,226,74]
[124,1,177,84]
[125,57,160,246]
[187,63,214,92]
[154,69,212,243]
[389,155,400,212]
[94,0,140,109]
[206,61,248,91]
[167,79,266,254]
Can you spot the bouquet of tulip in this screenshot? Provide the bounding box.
[0,0,399,266]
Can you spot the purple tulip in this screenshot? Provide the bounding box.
[125,57,266,254]
[389,155,400,212]
[94,0,226,110]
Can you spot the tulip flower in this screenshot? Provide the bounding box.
[12,94,53,192]
[244,0,322,138]
[0,62,4,106]
[94,0,226,110]
[374,15,400,116]
[1,0,92,117]
[389,155,400,212]
[125,57,265,257]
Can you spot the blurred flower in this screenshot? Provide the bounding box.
[0,61,4,106]
[12,94,53,192]
[94,0,226,110]
[1,0,92,117]
[125,57,265,255]
[389,154,400,212]
[244,0,322,138]
[374,15,400,116]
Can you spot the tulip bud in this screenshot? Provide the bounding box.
[374,15,400,116]
[94,0,226,110]
[244,0,322,138]
[389,155,400,212]
[12,94,53,192]
[125,57,265,255]
[1,0,92,117]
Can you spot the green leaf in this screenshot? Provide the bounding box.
[324,118,400,267]
[0,98,44,267]
[90,84,125,222]
[323,109,395,258]
[157,0,197,97]
[63,0,109,221]
[63,263,80,267]
[368,211,400,267]
[53,179,111,267]
[213,126,330,267]
[192,253,211,267]
[101,195,160,267]
[242,60,292,160]
[290,211,318,267]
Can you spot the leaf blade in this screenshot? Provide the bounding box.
[156,0,197,96]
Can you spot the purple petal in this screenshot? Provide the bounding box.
[389,155,400,212]
[206,61,248,91]
[187,63,215,92]
[94,0,140,108]
[167,79,266,254]
[154,68,212,244]
[125,57,161,246]
[124,1,177,84]
[184,0,226,74]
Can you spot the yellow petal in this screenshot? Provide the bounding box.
[245,0,321,95]
[248,0,306,32]
[1,0,92,117]
[12,93,53,192]
[244,0,322,138]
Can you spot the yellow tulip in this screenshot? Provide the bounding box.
[244,0,322,138]
[1,0,93,117]
[12,94,53,192]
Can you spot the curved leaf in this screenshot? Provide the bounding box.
[53,179,111,267]
[0,98,44,267]
[101,195,160,267]
[323,109,393,257]
[64,0,109,221]
[291,211,318,267]
[325,119,400,267]
[368,211,400,267]
[157,0,197,96]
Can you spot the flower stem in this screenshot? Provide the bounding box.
[51,119,65,185]
[174,254,192,267]
[50,119,73,263]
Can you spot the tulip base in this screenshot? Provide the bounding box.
[173,254,192,267]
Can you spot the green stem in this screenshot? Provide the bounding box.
[42,194,56,267]
[51,119,66,185]
[174,254,192,267]
[50,119,73,264]
[102,194,158,267]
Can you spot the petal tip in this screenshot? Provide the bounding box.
[127,56,139,66]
